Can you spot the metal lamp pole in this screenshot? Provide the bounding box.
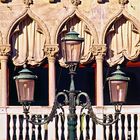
[67,72,77,140]
[14,29,130,140]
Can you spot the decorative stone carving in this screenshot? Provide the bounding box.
[0,31,11,56]
[119,0,129,5]
[71,0,81,6]
[91,44,106,58]
[0,45,11,56]
[44,44,59,60]
[24,0,33,6]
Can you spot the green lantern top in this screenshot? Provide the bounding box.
[107,65,130,81]
[61,28,84,42]
[14,67,37,80]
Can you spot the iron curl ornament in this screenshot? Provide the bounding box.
[20,65,124,127]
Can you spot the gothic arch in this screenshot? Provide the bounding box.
[102,9,140,43]
[7,9,51,66]
[102,9,140,66]
[55,9,99,64]
[7,9,50,44]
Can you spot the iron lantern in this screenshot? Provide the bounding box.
[14,67,37,104]
[61,29,84,64]
[107,65,130,104]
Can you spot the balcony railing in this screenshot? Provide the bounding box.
[0,105,140,140]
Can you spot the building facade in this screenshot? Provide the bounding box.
[0,0,140,139]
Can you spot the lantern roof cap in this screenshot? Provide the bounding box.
[14,66,37,80]
[61,28,84,42]
[107,65,130,81]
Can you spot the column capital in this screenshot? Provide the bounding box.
[0,44,11,57]
[91,44,106,59]
[48,57,56,62]
[0,55,8,61]
[44,44,59,60]
[95,54,104,61]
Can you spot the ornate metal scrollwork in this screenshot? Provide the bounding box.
[23,91,68,125]
[23,77,121,126]
[78,92,120,126]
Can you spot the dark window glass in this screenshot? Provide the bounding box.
[103,65,113,105]
[123,66,140,105]
[9,62,20,105]
[31,67,48,106]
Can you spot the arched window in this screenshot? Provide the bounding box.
[10,15,46,66]
[105,15,140,66]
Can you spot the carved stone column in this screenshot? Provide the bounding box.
[91,44,106,140]
[0,44,10,107]
[44,44,59,106]
[95,54,104,106]
[91,44,106,106]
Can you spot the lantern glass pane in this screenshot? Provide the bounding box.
[109,80,128,104]
[15,79,35,103]
[62,40,81,64]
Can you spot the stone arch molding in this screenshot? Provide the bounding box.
[55,9,99,65]
[103,9,140,66]
[8,9,51,66]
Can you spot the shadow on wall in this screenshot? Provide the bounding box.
[49,0,61,3]
[1,0,12,3]
[97,0,109,3]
